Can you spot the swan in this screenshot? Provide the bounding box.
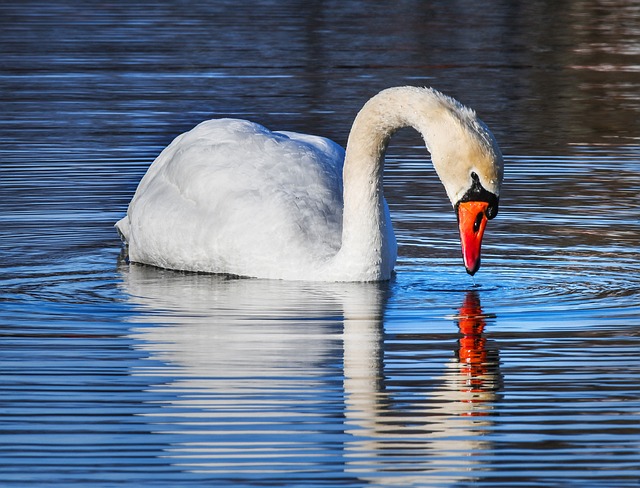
[116,86,503,281]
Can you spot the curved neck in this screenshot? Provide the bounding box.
[336,87,465,280]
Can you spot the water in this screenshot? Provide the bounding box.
[1,1,640,486]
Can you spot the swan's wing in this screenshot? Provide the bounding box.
[122,119,346,278]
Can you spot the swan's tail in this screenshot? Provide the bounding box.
[115,216,130,244]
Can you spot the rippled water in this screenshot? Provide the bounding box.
[2,1,640,487]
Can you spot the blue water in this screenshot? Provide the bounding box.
[1,1,640,487]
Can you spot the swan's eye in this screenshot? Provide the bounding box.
[473,211,484,233]
[460,171,499,220]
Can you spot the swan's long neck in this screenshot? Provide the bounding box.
[334,87,496,281]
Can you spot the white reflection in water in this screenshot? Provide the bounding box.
[121,264,501,484]
[343,290,500,485]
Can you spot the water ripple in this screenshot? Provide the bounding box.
[2,2,640,483]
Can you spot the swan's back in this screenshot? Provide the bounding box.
[117,119,345,278]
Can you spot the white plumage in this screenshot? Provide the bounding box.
[117,87,503,281]
[117,119,358,279]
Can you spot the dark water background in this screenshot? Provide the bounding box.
[1,1,639,486]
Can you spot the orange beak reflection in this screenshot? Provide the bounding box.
[457,201,489,276]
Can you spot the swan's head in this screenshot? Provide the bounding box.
[418,89,504,275]
[345,86,503,277]
[454,170,500,276]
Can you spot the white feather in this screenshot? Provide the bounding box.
[117,87,502,281]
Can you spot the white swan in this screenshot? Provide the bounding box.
[116,86,503,281]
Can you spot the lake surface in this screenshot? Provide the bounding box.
[1,1,639,487]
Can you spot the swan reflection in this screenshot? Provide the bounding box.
[121,264,501,484]
[343,289,501,484]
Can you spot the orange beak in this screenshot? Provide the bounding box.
[457,201,489,276]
